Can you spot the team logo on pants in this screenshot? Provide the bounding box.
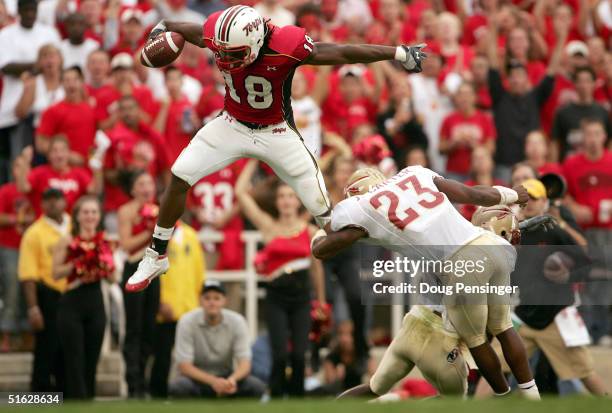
[447,348,459,363]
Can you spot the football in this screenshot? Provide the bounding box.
[140,31,185,68]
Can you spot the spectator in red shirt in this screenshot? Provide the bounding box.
[195,64,225,122]
[95,53,159,130]
[14,137,102,216]
[109,9,146,57]
[439,82,496,181]
[534,1,587,53]
[561,117,612,345]
[468,54,492,110]
[436,12,475,74]
[460,146,505,220]
[85,50,111,97]
[562,118,612,229]
[586,37,607,78]
[321,65,380,142]
[188,159,247,270]
[36,66,96,167]
[103,96,170,220]
[365,0,403,45]
[463,0,495,47]
[0,160,34,350]
[524,130,562,176]
[154,67,199,163]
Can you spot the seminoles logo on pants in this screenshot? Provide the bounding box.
[447,348,459,363]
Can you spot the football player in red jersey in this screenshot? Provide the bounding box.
[126,5,427,292]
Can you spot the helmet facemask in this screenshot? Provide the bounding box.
[214,43,254,73]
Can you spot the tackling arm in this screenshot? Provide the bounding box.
[434,177,529,206]
[305,43,427,73]
[311,227,367,260]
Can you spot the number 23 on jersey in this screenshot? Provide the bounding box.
[370,174,445,230]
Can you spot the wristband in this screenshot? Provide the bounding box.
[310,228,327,250]
[394,46,407,62]
[493,186,519,205]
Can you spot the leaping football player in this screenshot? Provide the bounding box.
[125,5,427,292]
[311,166,540,399]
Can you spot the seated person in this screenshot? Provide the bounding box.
[169,280,266,398]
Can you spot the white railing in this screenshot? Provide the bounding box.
[199,230,262,340]
[199,230,404,340]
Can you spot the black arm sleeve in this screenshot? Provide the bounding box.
[534,75,556,107]
[487,68,505,105]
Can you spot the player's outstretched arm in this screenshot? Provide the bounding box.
[150,21,206,48]
[433,177,529,207]
[311,227,367,260]
[304,43,427,73]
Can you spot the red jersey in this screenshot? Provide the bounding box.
[0,183,33,249]
[203,11,313,125]
[540,74,576,134]
[28,165,91,216]
[440,110,496,175]
[254,227,310,278]
[37,100,96,161]
[462,14,488,46]
[163,96,196,163]
[562,151,612,229]
[189,159,246,233]
[94,84,159,124]
[188,159,246,270]
[103,122,170,211]
[195,84,225,121]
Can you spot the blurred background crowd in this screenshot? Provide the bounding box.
[0,0,611,401]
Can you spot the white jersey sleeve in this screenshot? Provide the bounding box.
[331,197,368,233]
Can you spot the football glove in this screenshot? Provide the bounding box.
[149,20,167,41]
[397,43,427,73]
[519,214,557,233]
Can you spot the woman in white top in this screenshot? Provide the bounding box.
[15,44,65,127]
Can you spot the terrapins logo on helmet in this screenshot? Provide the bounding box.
[243,18,263,35]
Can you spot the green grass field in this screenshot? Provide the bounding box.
[4,397,611,413]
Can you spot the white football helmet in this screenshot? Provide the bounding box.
[213,6,267,72]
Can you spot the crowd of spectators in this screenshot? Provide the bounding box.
[0,0,610,400]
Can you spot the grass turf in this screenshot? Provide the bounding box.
[4,397,611,413]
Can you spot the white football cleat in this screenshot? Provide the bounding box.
[125,248,169,292]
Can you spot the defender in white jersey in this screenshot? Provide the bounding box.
[312,166,540,398]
